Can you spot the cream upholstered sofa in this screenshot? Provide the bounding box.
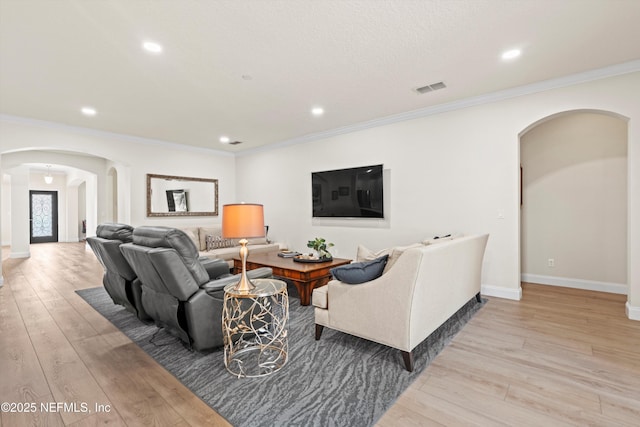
[312,233,489,371]
[179,225,281,267]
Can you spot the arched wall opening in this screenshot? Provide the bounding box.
[0,149,127,259]
[519,109,628,294]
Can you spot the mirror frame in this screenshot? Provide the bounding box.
[146,173,219,217]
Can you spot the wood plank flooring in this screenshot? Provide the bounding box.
[1,242,639,426]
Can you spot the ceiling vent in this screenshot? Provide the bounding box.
[415,81,447,94]
[228,140,243,145]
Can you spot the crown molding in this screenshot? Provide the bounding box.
[238,59,640,157]
[0,114,235,158]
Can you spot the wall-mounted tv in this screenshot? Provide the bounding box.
[312,164,384,218]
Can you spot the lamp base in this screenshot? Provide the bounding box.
[234,239,255,292]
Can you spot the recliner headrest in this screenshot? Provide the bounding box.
[132,226,199,257]
[132,226,205,284]
[96,223,134,243]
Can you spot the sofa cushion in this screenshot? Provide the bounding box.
[385,243,422,273]
[356,245,392,263]
[247,244,279,255]
[331,255,389,285]
[312,285,328,309]
[357,243,421,274]
[198,247,237,261]
[198,243,281,262]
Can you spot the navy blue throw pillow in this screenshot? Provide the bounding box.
[331,255,389,284]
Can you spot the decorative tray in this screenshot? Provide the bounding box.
[293,255,333,263]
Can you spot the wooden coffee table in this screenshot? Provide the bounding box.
[233,252,351,306]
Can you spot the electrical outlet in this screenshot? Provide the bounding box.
[548,258,555,267]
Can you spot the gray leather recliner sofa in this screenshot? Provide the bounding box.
[87,223,150,321]
[120,226,272,352]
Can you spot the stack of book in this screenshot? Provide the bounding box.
[278,250,300,258]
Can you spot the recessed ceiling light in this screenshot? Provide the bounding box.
[311,107,324,116]
[219,136,230,144]
[502,49,521,60]
[143,41,163,54]
[81,107,97,116]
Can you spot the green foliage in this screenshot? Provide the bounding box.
[307,237,334,259]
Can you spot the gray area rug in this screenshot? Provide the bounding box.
[77,286,485,427]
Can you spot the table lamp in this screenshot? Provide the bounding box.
[222,203,265,292]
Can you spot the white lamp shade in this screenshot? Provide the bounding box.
[222,204,265,239]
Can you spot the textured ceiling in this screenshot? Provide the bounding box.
[1,0,639,153]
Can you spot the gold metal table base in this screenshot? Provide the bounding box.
[222,279,289,378]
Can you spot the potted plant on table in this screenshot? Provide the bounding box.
[307,237,334,260]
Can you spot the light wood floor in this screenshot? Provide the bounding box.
[1,243,639,426]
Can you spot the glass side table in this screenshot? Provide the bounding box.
[222,278,289,378]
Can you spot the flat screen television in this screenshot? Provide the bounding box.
[312,164,384,218]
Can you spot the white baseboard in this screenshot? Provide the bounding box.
[9,251,30,259]
[481,284,522,300]
[521,273,627,295]
[626,302,640,321]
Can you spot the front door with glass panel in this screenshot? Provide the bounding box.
[30,190,59,243]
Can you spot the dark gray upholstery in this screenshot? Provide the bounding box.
[120,226,272,351]
[87,223,149,320]
[131,226,211,285]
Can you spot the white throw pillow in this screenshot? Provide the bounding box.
[385,243,422,273]
[356,243,422,274]
[356,245,392,263]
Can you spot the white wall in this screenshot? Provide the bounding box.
[1,71,639,319]
[78,181,86,239]
[521,112,627,289]
[66,167,90,242]
[8,166,30,258]
[236,72,640,308]
[1,175,10,246]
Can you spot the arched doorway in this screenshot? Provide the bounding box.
[519,109,628,294]
[0,149,128,257]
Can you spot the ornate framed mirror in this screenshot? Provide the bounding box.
[146,173,218,217]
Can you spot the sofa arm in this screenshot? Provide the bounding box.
[202,267,273,294]
[200,257,231,280]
